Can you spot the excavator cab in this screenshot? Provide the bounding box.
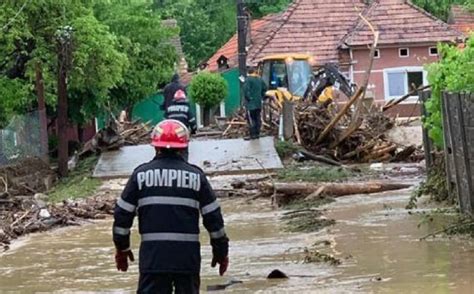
[257,54,356,108]
[258,54,313,106]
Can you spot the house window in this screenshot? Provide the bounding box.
[399,48,409,58]
[387,72,405,97]
[384,67,427,100]
[429,47,438,56]
[374,49,380,59]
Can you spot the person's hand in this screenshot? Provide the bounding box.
[115,249,135,272]
[211,256,229,276]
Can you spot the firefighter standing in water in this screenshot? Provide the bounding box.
[113,119,229,293]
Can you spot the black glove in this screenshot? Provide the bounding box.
[115,249,134,272]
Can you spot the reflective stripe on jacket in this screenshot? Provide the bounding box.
[113,153,228,274]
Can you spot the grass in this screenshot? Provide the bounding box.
[277,165,355,183]
[48,156,101,203]
[275,140,299,159]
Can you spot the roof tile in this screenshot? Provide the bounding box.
[342,1,463,47]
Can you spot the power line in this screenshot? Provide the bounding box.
[1,0,32,32]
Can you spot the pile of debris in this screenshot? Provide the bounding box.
[294,103,420,163]
[80,120,152,157]
[219,102,422,164]
[0,158,56,198]
[220,108,278,139]
[0,192,116,251]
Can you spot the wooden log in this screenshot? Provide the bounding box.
[316,87,365,144]
[392,145,417,162]
[273,181,411,198]
[382,85,430,112]
[330,119,363,149]
[364,144,397,161]
[299,149,342,166]
[342,140,377,159]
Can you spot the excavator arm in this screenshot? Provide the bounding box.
[303,63,356,103]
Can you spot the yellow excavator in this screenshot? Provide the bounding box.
[257,54,356,108]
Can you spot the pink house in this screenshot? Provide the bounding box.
[206,0,463,116]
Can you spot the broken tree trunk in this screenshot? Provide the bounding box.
[382,85,430,112]
[266,181,411,205]
[316,87,365,144]
[347,12,379,138]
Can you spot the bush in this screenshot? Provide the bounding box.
[188,72,228,108]
[425,35,474,147]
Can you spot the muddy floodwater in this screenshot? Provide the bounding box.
[1,189,473,293]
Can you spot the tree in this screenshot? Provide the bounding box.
[245,0,292,18]
[189,71,228,126]
[156,0,237,70]
[425,34,474,148]
[94,1,178,116]
[412,0,471,21]
[0,1,127,176]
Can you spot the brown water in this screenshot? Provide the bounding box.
[1,188,473,293]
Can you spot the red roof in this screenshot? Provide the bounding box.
[249,0,365,65]
[206,14,278,72]
[208,0,463,68]
[449,5,474,35]
[342,0,462,47]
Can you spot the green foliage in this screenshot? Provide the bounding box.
[95,1,177,111]
[246,0,292,18]
[412,0,470,20]
[0,77,31,127]
[68,13,129,123]
[275,140,299,159]
[188,72,228,107]
[156,0,236,70]
[407,157,452,209]
[425,35,474,147]
[277,166,355,183]
[0,1,128,124]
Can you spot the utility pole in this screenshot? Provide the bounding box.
[237,0,247,105]
[56,26,73,177]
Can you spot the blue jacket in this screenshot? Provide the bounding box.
[165,100,198,134]
[113,153,228,274]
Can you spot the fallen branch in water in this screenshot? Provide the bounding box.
[419,220,474,241]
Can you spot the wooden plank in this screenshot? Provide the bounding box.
[282,101,294,140]
[441,92,455,197]
[446,92,469,214]
[458,93,474,215]
[419,90,434,171]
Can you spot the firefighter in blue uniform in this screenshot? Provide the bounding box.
[112,119,229,293]
[164,89,197,135]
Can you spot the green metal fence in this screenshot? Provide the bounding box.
[99,68,242,129]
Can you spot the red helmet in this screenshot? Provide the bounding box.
[174,89,186,101]
[151,120,190,149]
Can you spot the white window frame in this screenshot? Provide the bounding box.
[383,66,427,102]
[429,46,438,56]
[374,49,380,59]
[399,48,409,58]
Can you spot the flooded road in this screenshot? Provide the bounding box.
[1,185,473,293]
